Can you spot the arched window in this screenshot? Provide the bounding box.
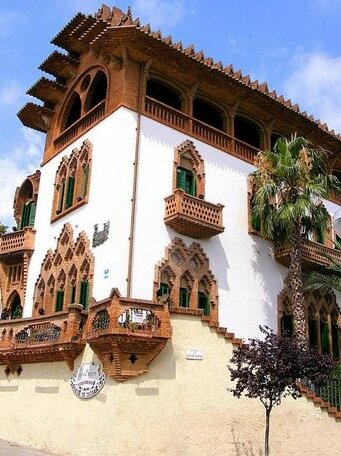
[64,92,81,130]
[51,140,92,221]
[173,140,205,198]
[146,79,182,110]
[155,239,218,324]
[193,98,224,131]
[85,71,107,111]
[33,224,94,316]
[9,293,22,320]
[14,172,40,230]
[235,116,261,149]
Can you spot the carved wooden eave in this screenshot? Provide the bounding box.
[0,305,86,374]
[27,77,66,105]
[17,103,53,133]
[39,51,79,80]
[86,290,172,382]
[274,238,341,271]
[51,14,108,54]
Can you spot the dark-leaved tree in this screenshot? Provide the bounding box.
[228,326,334,456]
[0,222,7,235]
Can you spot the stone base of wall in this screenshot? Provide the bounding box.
[0,314,338,456]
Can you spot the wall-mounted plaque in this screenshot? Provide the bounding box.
[92,220,110,247]
[71,362,106,399]
[186,349,203,360]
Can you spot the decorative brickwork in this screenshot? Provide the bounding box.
[0,304,86,373]
[154,238,219,325]
[87,288,172,381]
[51,139,92,222]
[33,223,94,316]
[172,140,205,198]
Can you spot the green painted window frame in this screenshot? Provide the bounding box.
[79,280,90,310]
[179,287,189,308]
[198,291,210,316]
[64,176,75,209]
[157,282,170,297]
[55,290,64,312]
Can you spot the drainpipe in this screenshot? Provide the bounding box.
[126,61,145,297]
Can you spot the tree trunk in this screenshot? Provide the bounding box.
[288,223,307,346]
[265,408,271,456]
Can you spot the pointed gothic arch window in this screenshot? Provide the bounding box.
[9,292,22,320]
[51,140,92,221]
[173,140,205,198]
[155,239,218,323]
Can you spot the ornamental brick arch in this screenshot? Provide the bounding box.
[173,140,205,198]
[154,238,218,324]
[33,224,94,316]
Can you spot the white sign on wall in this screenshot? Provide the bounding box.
[71,363,106,399]
[186,349,203,360]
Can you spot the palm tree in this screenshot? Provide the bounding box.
[250,135,341,345]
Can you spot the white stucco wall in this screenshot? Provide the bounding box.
[25,108,138,316]
[132,116,288,339]
[0,314,339,456]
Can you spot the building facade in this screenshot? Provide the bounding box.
[0,5,340,455]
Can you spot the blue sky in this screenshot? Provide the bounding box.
[1,0,341,227]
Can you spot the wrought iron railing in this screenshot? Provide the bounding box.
[304,378,341,411]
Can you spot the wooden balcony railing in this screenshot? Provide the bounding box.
[54,101,105,150]
[144,97,259,165]
[0,304,86,373]
[87,290,172,381]
[274,238,341,270]
[164,189,224,239]
[0,228,35,256]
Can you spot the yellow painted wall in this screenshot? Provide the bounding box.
[0,314,339,456]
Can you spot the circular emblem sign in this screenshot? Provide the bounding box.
[71,362,106,399]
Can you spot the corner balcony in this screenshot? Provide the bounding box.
[86,290,172,382]
[274,238,341,270]
[0,228,35,258]
[0,305,86,374]
[164,189,224,239]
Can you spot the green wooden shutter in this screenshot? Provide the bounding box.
[55,290,64,312]
[198,291,210,316]
[57,182,65,213]
[20,204,29,229]
[65,176,75,209]
[188,171,196,196]
[332,324,340,360]
[28,202,36,227]
[179,287,189,308]
[82,165,89,198]
[157,283,170,297]
[80,281,90,310]
[177,167,187,191]
[320,322,330,354]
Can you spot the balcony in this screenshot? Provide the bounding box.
[144,97,259,165]
[164,189,224,239]
[0,228,35,258]
[53,100,105,151]
[87,290,172,382]
[274,238,341,270]
[0,305,86,373]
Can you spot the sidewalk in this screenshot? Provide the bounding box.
[0,440,61,456]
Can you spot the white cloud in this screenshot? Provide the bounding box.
[0,81,22,106]
[132,0,185,29]
[283,51,341,134]
[0,128,43,228]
